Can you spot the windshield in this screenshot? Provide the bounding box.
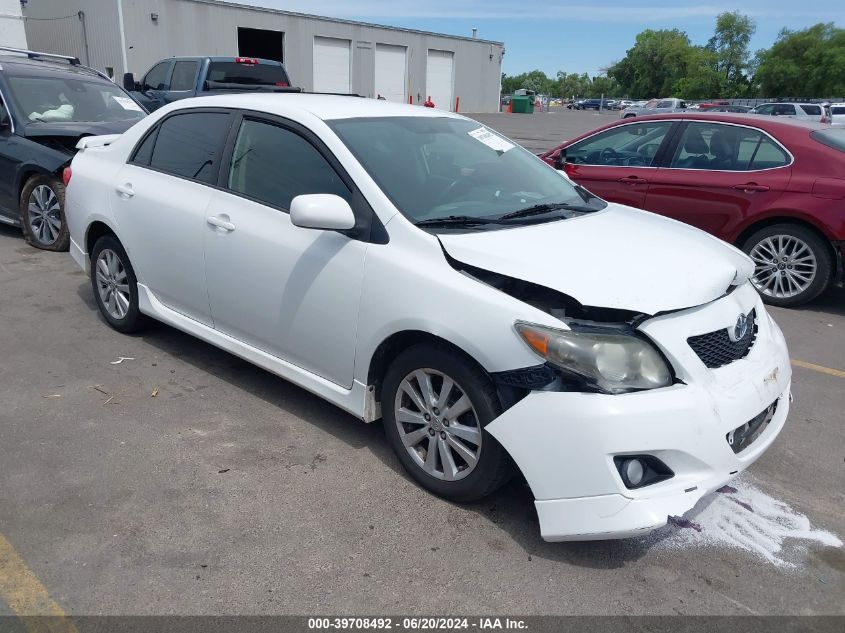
[328,116,605,227]
[811,128,845,153]
[207,62,290,86]
[6,73,145,123]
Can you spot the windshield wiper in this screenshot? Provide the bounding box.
[414,215,502,228]
[498,202,596,221]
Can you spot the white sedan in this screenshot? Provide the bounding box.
[64,94,791,541]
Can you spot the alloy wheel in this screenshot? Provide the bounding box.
[393,369,482,482]
[27,185,62,245]
[95,249,131,320]
[748,234,817,299]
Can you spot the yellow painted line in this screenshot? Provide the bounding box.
[0,532,78,633]
[791,359,845,379]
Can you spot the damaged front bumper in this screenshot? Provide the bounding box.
[486,283,792,541]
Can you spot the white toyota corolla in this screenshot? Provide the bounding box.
[65,94,791,541]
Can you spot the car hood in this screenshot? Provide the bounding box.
[24,119,140,138]
[437,204,754,315]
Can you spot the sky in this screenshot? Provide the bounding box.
[229,0,843,76]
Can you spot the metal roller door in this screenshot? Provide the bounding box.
[313,36,351,93]
[374,44,407,103]
[426,49,454,111]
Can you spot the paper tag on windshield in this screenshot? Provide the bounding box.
[468,127,514,153]
[112,96,143,112]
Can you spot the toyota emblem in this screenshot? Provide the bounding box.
[734,314,749,341]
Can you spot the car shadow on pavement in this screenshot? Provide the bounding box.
[464,479,662,568]
[74,279,671,567]
[797,283,845,317]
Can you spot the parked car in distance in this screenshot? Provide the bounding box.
[0,47,146,251]
[124,56,294,112]
[699,104,751,113]
[829,103,845,127]
[66,94,791,541]
[620,97,687,118]
[541,113,845,306]
[748,102,828,123]
[570,98,615,110]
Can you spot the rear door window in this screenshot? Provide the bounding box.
[170,61,199,91]
[147,112,231,184]
[670,122,789,171]
[773,104,796,116]
[800,104,821,116]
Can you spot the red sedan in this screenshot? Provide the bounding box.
[540,113,845,306]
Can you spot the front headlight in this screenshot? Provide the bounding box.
[515,321,673,394]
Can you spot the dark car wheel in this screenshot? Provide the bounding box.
[90,235,145,333]
[742,224,833,307]
[382,344,513,502]
[20,175,70,251]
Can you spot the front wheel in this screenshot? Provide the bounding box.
[742,224,833,307]
[382,344,513,502]
[20,175,69,251]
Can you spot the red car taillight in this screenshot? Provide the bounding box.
[62,167,72,186]
[235,57,259,65]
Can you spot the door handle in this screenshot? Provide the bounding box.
[618,176,648,185]
[115,183,135,198]
[732,183,770,193]
[207,215,235,231]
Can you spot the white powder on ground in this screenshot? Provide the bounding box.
[652,478,842,568]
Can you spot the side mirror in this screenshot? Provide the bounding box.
[554,149,567,170]
[290,194,356,231]
[123,72,137,92]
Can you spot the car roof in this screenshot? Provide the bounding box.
[621,111,829,131]
[755,102,821,107]
[163,56,285,65]
[0,54,105,80]
[170,92,466,121]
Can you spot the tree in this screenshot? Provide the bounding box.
[707,11,756,96]
[754,23,845,97]
[607,29,697,98]
[500,70,556,96]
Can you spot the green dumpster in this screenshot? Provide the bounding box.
[511,96,534,114]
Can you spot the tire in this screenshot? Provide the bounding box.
[382,343,513,502]
[624,114,636,119]
[741,223,833,307]
[90,235,145,333]
[20,174,69,251]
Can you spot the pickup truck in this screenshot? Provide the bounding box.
[123,56,294,112]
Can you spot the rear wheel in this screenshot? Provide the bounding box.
[90,235,145,333]
[20,175,69,251]
[742,224,832,307]
[382,344,512,502]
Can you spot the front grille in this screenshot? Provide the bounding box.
[688,309,757,369]
[727,399,778,454]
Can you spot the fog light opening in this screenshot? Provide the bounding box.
[614,455,674,489]
[623,458,645,486]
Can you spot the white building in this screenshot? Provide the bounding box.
[0,0,27,48]
[22,0,504,112]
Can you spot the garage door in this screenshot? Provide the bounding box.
[374,44,407,103]
[313,36,351,93]
[426,49,454,111]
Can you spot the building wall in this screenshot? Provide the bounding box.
[23,0,123,78]
[0,0,27,48]
[24,0,503,112]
